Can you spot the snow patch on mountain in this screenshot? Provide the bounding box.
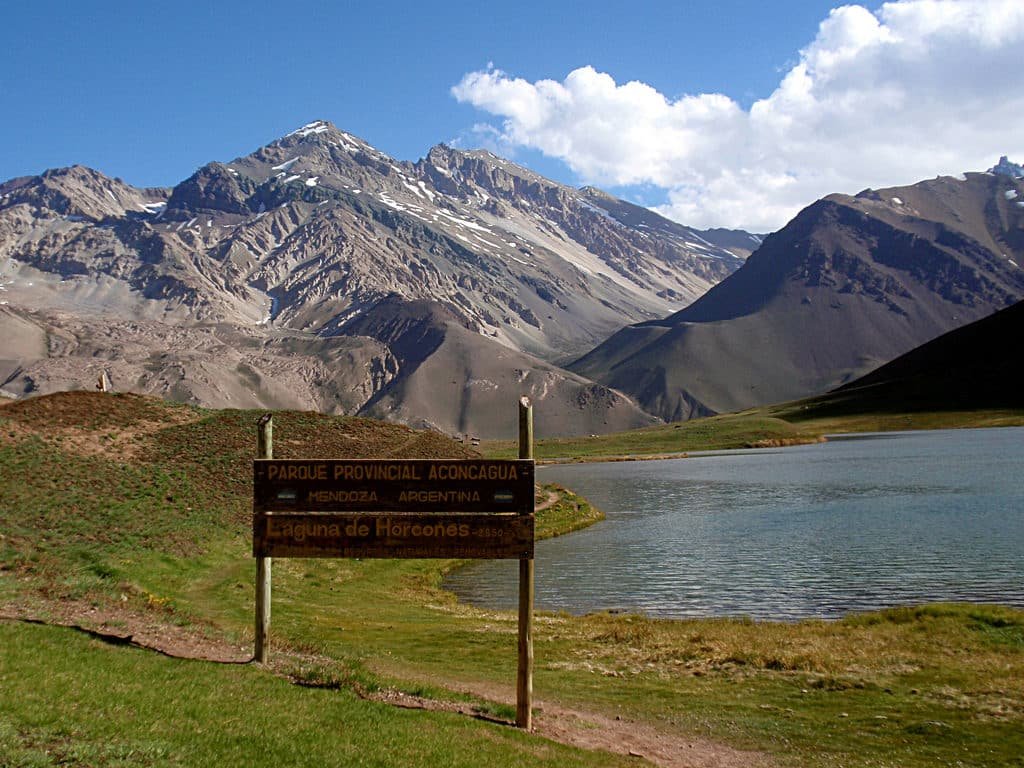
[287,121,331,139]
[272,158,299,172]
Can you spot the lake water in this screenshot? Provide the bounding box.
[444,428,1024,620]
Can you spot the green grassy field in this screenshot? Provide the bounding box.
[2,392,1022,767]
[0,619,628,768]
[482,404,1024,461]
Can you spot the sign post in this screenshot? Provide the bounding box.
[251,401,536,727]
[517,397,534,730]
[255,414,272,664]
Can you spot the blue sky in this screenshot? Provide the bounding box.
[0,1,844,182]
[2,1,1021,230]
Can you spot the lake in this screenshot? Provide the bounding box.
[444,427,1024,620]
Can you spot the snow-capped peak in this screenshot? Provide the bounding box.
[285,120,332,140]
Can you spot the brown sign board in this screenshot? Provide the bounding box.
[252,458,535,559]
[253,512,534,559]
[253,459,535,514]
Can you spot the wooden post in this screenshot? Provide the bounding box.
[516,397,535,730]
[255,414,273,663]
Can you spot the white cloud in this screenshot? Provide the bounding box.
[452,0,1024,232]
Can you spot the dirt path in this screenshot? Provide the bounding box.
[0,602,253,663]
[381,678,773,768]
[535,487,560,512]
[0,601,771,768]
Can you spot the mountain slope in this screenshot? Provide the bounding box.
[0,122,744,359]
[810,298,1024,415]
[0,120,736,435]
[340,296,656,435]
[572,168,1024,421]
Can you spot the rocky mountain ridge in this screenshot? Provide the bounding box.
[0,120,748,436]
[991,155,1024,179]
[572,167,1024,421]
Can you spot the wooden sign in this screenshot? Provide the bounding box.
[253,458,535,559]
[254,459,534,514]
[252,401,537,730]
[253,512,533,559]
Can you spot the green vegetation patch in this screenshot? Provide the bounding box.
[484,412,818,461]
[482,408,1024,461]
[0,436,218,599]
[535,484,604,540]
[0,621,625,768]
[2,392,1023,768]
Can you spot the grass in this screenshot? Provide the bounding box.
[535,483,604,539]
[259,568,1024,767]
[1,392,1023,767]
[481,407,1024,461]
[0,622,625,768]
[483,412,816,460]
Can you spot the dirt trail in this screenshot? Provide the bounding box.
[0,602,253,664]
[383,678,773,768]
[0,601,772,768]
[535,487,560,511]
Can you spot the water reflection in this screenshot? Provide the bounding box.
[444,428,1024,620]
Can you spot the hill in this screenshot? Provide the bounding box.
[777,297,1024,419]
[572,167,1024,421]
[2,392,1023,768]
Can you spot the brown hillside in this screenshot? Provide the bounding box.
[0,391,479,462]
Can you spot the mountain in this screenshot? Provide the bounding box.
[788,298,1024,418]
[572,167,1024,421]
[0,120,747,436]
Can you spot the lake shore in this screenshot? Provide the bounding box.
[3,394,1022,768]
[461,426,1024,621]
[482,407,1024,462]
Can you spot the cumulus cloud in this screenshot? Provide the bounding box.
[452,0,1024,231]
